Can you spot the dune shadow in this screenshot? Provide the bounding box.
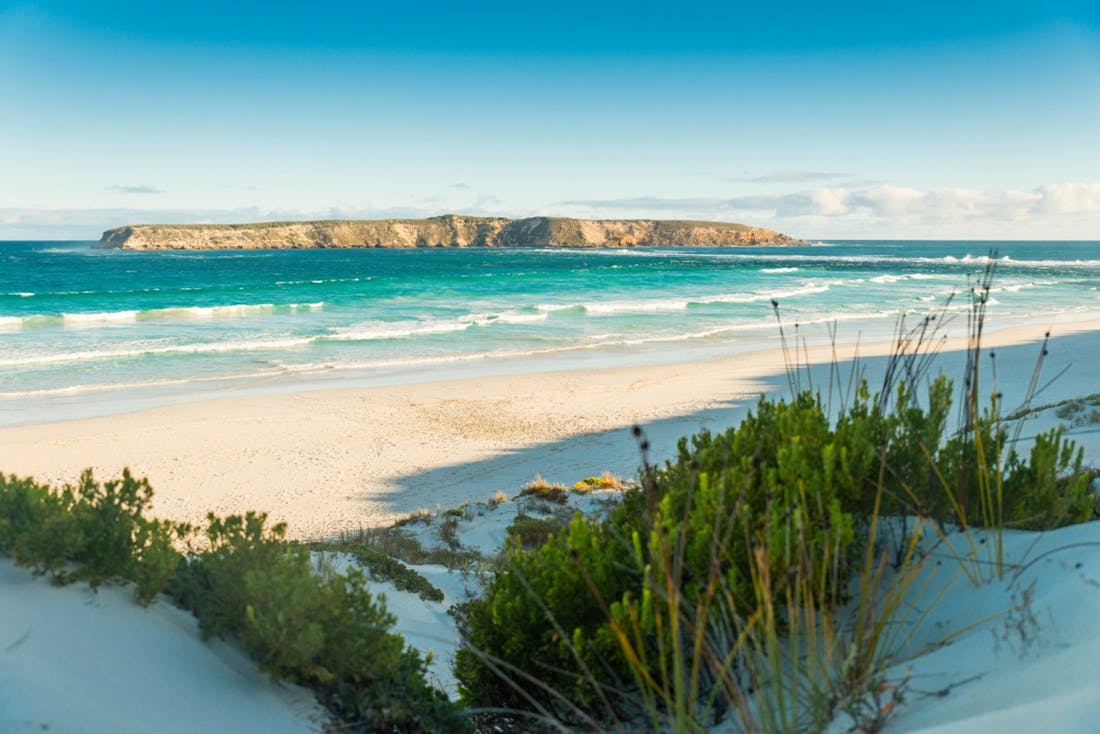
[377,329,1095,518]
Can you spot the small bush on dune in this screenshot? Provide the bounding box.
[506,515,564,549]
[573,472,630,493]
[0,476,468,732]
[171,511,470,732]
[455,513,640,722]
[520,475,570,504]
[0,469,189,604]
[329,544,445,603]
[457,390,873,725]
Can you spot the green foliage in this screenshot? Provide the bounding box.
[506,515,564,549]
[169,511,288,639]
[0,469,189,604]
[457,391,873,722]
[171,512,469,732]
[1001,428,1091,529]
[520,476,570,505]
[1051,395,1100,425]
[332,525,483,571]
[456,378,1096,727]
[329,544,445,603]
[455,513,637,721]
[573,472,629,493]
[0,472,467,729]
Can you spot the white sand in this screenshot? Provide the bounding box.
[1,319,1097,539]
[0,560,321,733]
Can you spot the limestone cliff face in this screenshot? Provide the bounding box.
[96,215,803,250]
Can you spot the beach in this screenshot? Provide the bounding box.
[4,317,1097,539]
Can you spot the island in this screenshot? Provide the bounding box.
[95,215,804,250]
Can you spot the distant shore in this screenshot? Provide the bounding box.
[96,215,804,250]
[2,318,1097,539]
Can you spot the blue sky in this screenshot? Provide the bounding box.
[2,1,1099,239]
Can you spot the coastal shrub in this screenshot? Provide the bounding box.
[456,373,1095,727]
[573,472,630,493]
[332,544,445,603]
[935,399,1091,532]
[393,508,433,527]
[456,390,874,723]
[333,525,430,561]
[169,511,288,638]
[505,515,563,549]
[520,475,570,504]
[334,524,484,571]
[1000,428,1090,529]
[455,513,639,722]
[439,515,461,549]
[0,473,82,578]
[0,469,189,604]
[172,512,469,732]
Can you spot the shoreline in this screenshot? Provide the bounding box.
[2,318,1098,539]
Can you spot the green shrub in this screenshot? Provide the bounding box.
[333,544,445,603]
[169,511,288,638]
[1001,428,1091,529]
[506,515,563,549]
[455,379,1095,726]
[573,472,629,493]
[0,470,189,604]
[171,512,469,732]
[520,476,570,504]
[455,513,638,722]
[456,391,868,722]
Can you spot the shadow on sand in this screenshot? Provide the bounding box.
[379,329,1098,518]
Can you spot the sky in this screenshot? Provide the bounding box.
[1,0,1099,240]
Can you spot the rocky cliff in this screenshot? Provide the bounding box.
[96,215,803,250]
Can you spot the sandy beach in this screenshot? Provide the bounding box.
[3,318,1097,539]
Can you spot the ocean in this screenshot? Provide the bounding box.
[2,240,1098,427]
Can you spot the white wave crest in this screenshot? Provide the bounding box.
[63,310,139,325]
[328,319,473,341]
[0,337,316,368]
[695,283,833,305]
[582,299,689,315]
[327,309,547,342]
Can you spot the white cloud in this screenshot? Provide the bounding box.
[557,181,1100,238]
[5,182,1100,240]
[731,170,851,184]
[807,188,853,217]
[855,185,925,218]
[1033,182,1100,215]
[106,184,166,195]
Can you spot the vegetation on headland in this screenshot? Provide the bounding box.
[95,214,804,250]
[1,262,1099,732]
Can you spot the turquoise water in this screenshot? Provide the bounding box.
[2,241,1099,425]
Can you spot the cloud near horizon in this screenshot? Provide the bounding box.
[4,182,1100,240]
[730,170,851,184]
[106,184,166,195]
[559,182,1100,238]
